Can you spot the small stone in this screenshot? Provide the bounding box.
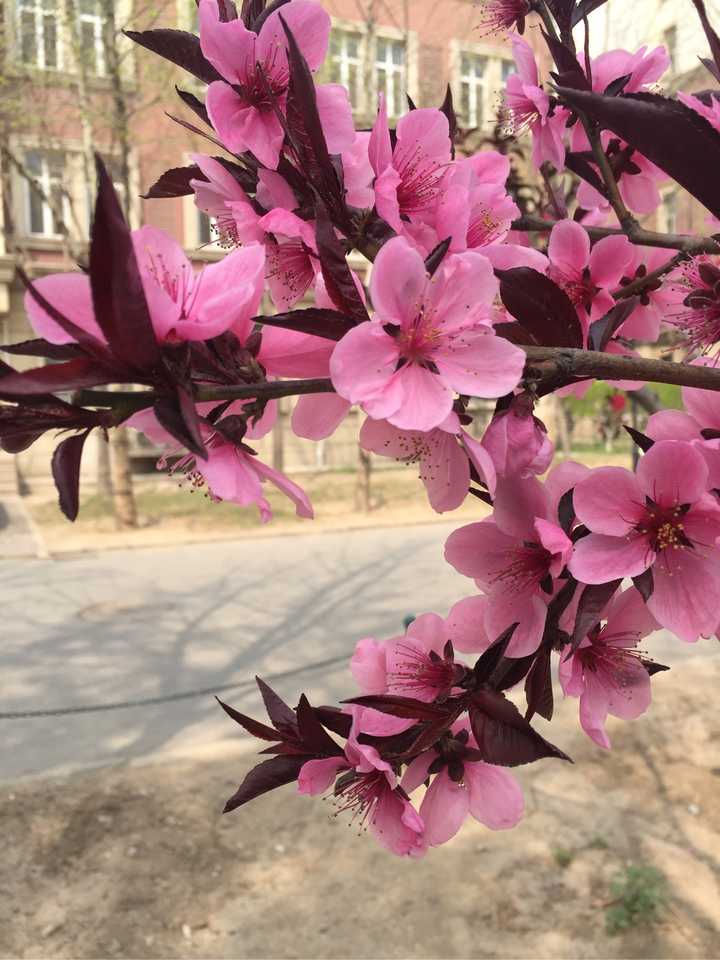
[97,813,113,825]
[41,922,63,939]
[274,843,286,854]
[182,923,193,941]
[7,793,15,801]
[688,803,701,815]
[144,935,155,947]
[126,846,138,857]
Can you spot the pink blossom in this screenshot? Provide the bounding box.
[481,394,553,479]
[329,237,526,432]
[678,91,720,132]
[568,440,720,641]
[25,226,266,346]
[400,722,524,846]
[616,246,676,342]
[664,255,720,352]
[559,588,658,749]
[369,100,452,233]
[298,738,425,857]
[359,414,496,513]
[445,475,573,657]
[547,219,634,337]
[576,141,665,216]
[583,46,669,95]
[342,132,375,209]
[128,405,312,523]
[504,34,566,170]
[434,154,519,253]
[199,0,353,169]
[477,0,530,35]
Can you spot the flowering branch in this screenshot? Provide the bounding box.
[511,216,720,256]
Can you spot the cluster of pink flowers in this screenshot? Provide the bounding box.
[6,0,720,857]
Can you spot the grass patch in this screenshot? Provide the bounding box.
[605,864,668,936]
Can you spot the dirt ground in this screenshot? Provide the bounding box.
[2,658,720,960]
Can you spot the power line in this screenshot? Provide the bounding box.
[0,653,349,720]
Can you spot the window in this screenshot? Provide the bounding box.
[78,0,107,76]
[24,150,67,236]
[501,59,514,84]
[18,0,59,69]
[375,37,405,118]
[328,29,363,112]
[459,52,487,128]
[661,190,677,233]
[662,25,677,73]
[197,209,213,246]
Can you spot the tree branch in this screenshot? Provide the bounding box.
[512,215,720,255]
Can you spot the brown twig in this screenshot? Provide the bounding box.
[512,215,720,255]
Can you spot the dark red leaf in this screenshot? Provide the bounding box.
[312,706,352,738]
[588,298,639,351]
[218,0,238,21]
[570,0,609,27]
[624,424,654,452]
[252,0,291,31]
[558,487,575,535]
[524,649,554,721]
[424,237,452,277]
[544,30,590,90]
[314,198,369,325]
[175,86,212,126]
[295,694,344,756]
[1,339,83,361]
[569,580,622,654]
[256,676,298,735]
[440,85,458,158]
[691,0,720,80]
[216,697,283,742]
[564,152,608,198]
[142,164,206,200]
[555,88,720,219]
[342,694,449,721]
[473,623,518,684]
[469,690,571,766]
[254,307,354,341]
[124,28,222,84]
[89,156,161,374]
[166,112,227,152]
[641,657,670,677]
[494,321,539,346]
[223,755,307,813]
[51,429,91,521]
[279,16,347,228]
[633,567,654,602]
[497,267,583,348]
[153,388,207,459]
[0,357,115,396]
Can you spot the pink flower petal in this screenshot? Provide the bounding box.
[297,756,347,795]
[549,219,590,275]
[315,83,355,154]
[257,0,330,73]
[588,234,634,287]
[649,549,720,642]
[446,595,492,654]
[465,762,524,829]
[419,771,469,846]
[573,466,645,535]
[370,236,427,325]
[569,533,653,583]
[635,440,709,506]
[251,457,314,519]
[386,363,454,433]
[291,393,351,440]
[24,273,104,345]
[350,637,388,693]
[329,322,400,406]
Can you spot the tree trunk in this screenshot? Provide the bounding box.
[355,448,373,512]
[111,428,138,528]
[97,434,113,498]
[553,395,572,457]
[272,399,285,472]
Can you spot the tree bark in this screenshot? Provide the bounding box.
[110,428,138,528]
[355,447,372,513]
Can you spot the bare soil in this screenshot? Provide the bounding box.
[2,661,720,959]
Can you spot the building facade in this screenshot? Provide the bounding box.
[0,0,515,493]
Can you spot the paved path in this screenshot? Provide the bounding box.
[2,523,717,781]
[0,497,45,559]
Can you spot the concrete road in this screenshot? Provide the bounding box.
[2,523,717,782]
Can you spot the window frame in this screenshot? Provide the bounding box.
[77,0,107,77]
[451,40,514,133]
[16,0,63,70]
[23,148,68,239]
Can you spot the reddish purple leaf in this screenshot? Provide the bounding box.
[569,579,622,654]
[633,567,654,602]
[141,164,206,199]
[153,388,207,460]
[124,28,222,84]
[223,755,307,813]
[175,86,212,126]
[588,298,639,351]
[691,0,720,80]
[497,267,583,348]
[424,237,452,277]
[256,677,298,735]
[1,339,83,361]
[295,694,344,756]
[254,307,354,341]
[524,649,554,722]
[556,88,720,219]
[343,694,450,721]
[624,424,654,452]
[313,706,352,738]
[0,357,115,396]
[251,0,290,31]
[216,697,283,742]
[314,198,369,325]
[90,157,161,374]
[51,429,91,521]
[469,690,571,767]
